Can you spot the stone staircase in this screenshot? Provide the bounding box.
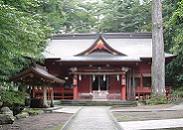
[59,100,137,107]
[92,91,108,100]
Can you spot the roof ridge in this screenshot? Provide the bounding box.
[52,32,152,40]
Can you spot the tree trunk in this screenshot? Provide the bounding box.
[152,0,165,96]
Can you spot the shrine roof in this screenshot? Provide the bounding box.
[43,32,174,62]
[10,64,65,85]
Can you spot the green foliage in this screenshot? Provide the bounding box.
[38,0,154,33]
[0,0,99,84]
[164,0,183,86]
[22,108,43,116]
[0,0,52,83]
[146,95,168,105]
[171,87,183,101]
[98,0,152,32]
[60,0,97,33]
[0,90,26,106]
[38,0,65,33]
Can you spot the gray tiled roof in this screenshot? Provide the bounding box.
[43,33,174,61]
[11,65,65,84]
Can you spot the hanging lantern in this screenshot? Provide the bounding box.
[70,67,77,72]
[121,67,129,72]
[121,74,126,85]
[65,77,69,80]
[103,75,106,81]
[79,75,82,81]
[117,75,119,81]
[93,75,96,81]
[73,75,78,85]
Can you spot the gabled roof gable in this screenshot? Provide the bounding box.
[75,35,126,56]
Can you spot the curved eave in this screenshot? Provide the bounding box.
[140,54,177,63]
[10,66,65,85]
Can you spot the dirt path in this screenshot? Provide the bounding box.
[113,110,183,122]
[0,113,72,130]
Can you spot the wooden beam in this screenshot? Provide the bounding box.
[71,72,124,75]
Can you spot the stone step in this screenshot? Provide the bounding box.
[92,91,108,99]
[59,100,137,107]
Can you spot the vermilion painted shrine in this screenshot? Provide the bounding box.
[12,33,175,101]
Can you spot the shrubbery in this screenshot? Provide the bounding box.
[170,87,183,102]
[172,87,183,99]
[141,87,183,105]
[22,108,43,116]
[146,95,168,105]
[0,90,25,107]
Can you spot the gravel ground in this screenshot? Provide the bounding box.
[113,110,183,122]
[112,104,174,110]
[0,113,72,130]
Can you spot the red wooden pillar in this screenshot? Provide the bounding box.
[32,87,35,98]
[121,73,126,100]
[50,87,54,107]
[140,73,143,88]
[73,75,78,100]
[139,73,143,99]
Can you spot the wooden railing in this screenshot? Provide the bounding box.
[135,86,172,100]
[135,86,151,100]
[33,87,73,100]
[54,88,73,100]
[136,86,152,93]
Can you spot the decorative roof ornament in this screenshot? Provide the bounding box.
[121,67,129,72]
[75,35,126,56]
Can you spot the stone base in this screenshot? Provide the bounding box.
[60,100,137,107]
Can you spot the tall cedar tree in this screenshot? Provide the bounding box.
[152,0,165,96]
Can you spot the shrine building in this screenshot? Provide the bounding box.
[12,33,175,101]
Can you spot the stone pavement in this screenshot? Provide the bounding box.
[53,106,81,114]
[113,103,183,130]
[119,118,183,130]
[63,106,120,130]
[111,103,183,112]
[170,103,183,110]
